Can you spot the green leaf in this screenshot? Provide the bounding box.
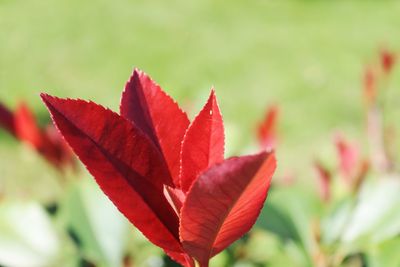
[62,178,128,267]
[257,186,322,265]
[321,198,353,245]
[341,176,400,244]
[367,238,400,267]
[0,201,60,267]
[257,202,300,243]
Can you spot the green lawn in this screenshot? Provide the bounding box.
[1,0,400,190]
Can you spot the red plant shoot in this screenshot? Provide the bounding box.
[0,102,16,136]
[362,48,396,172]
[314,160,331,203]
[257,104,279,150]
[41,69,276,267]
[335,134,360,182]
[363,66,377,107]
[380,48,396,75]
[334,134,370,192]
[0,101,74,171]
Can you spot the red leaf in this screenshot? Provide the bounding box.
[335,134,359,182]
[180,151,276,266]
[380,48,396,74]
[314,160,331,202]
[1,101,74,170]
[257,105,279,150]
[180,90,225,193]
[164,186,185,216]
[41,94,184,252]
[41,70,278,266]
[14,102,44,149]
[164,250,195,267]
[40,124,76,169]
[120,69,190,185]
[363,66,377,107]
[0,101,16,136]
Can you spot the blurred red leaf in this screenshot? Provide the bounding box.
[257,105,279,150]
[363,66,377,107]
[14,102,43,149]
[334,133,371,192]
[380,48,396,74]
[41,69,276,266]
[0,101,16,136]
[0,101,74,171]
[314,160,331,202]
[335,134,359,182]
[39,124,75,170]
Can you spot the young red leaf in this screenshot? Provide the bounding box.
[380,48,396,74]
[39,125,75,169]
[41,94,184,252]
[180,151,276,266]
[335,134,359,182]
[180,90,225,193]
[164,250,195,267]
[363,66,377,107]
[41,69,278,266]
[14,102,43,149]
[257,105,279,150]
[164,186,185,216]
[1,101,74,170]
[0,101,16,136]
[120,69,190,185]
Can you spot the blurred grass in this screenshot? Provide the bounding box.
[1,0,400,190]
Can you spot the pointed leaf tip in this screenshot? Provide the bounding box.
[120,69,190,186]
[40,93,54,105]
[180,90,225,192]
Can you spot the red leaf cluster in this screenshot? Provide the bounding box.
[41,69,276,267]
[0,101,74,171]
[363,48,397,107]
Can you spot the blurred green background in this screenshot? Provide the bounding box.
[2,0,400,177]
[1,0,400,266]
